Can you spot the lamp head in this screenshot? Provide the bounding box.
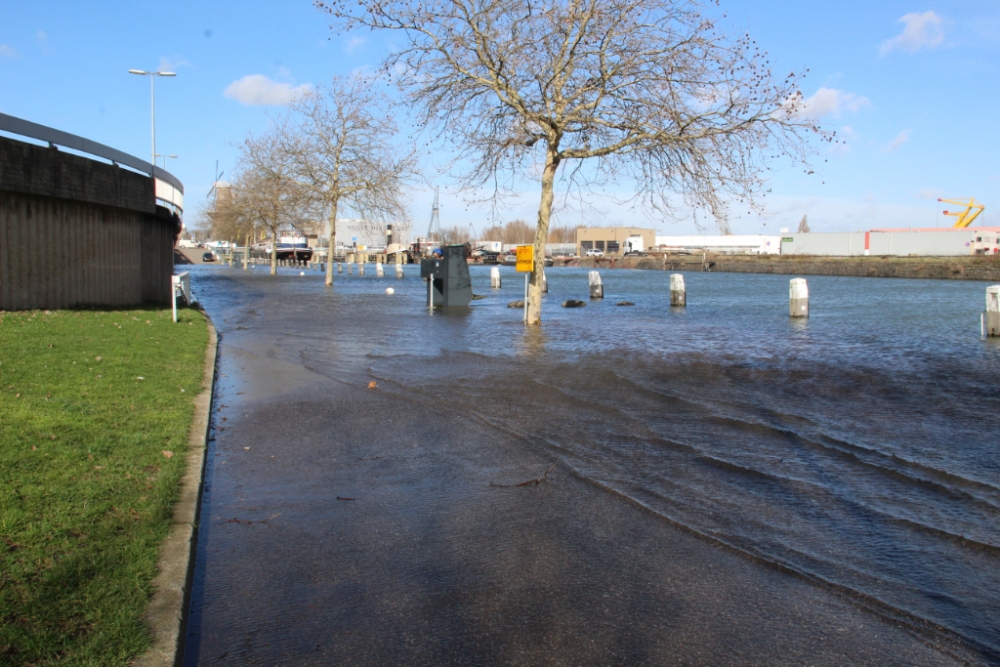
[128,69,147,75]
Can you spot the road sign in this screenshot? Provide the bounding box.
[516,245,534,272]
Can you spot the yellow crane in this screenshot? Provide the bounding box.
[938,197,985,228]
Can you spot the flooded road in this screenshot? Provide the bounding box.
[182,264,1000,666]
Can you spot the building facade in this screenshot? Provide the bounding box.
[576,227,656,256]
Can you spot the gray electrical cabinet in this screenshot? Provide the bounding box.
[420,245,473,307]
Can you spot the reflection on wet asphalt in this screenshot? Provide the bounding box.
[182,264,1000,666]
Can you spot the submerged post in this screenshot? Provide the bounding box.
[985,285,1000,337]
[670,273,686,307]
[358,263,365,276]
[589,271,603,299]
[337,262,342,274]
[491,266,502,289]
[790,278,809,318]
[376,261,384,277]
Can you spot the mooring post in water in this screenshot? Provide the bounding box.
[376,261,384,277]
[358,262,365,276]
[347,262,352,275]
[491,266,502,289]
[589,271,604,299]
[790,278,809,318]
[542,268,548,293]
[985,285,1000,337]
[670,273,686,307]
[337,262,342,274]
[396,263,404,279]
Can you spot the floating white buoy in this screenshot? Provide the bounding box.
[386,287,395,295]
[299,271,305,276]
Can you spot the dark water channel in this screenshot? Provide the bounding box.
[182,263,1000,666]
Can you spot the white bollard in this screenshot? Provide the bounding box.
[396,263,404,279]
[589,271,603,299]
[376,261,384,277]
[985,285,1000,337]
[337,262,343,274]
[541,268,548,293]
[358,263,364,276]
[790,278,809,318]
[491,266,502,289]
[670,273,686,307]
[347,263,353,275]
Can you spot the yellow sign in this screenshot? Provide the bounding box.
[515,245,534,272]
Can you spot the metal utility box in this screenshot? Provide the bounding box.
[420,245,473,307]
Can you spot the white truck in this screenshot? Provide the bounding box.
[623,235,646,255]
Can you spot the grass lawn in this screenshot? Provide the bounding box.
[0,306,209,667]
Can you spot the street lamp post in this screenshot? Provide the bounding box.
[128,69,175,168]
[155,153,178,169]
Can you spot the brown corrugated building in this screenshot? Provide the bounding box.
[576,227,655,255]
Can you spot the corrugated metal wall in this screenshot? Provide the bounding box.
[0,192,175,310]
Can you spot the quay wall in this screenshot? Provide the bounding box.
[565,254,1000,281]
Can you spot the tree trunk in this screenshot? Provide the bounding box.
[270,231,277,275]
[325,199,340,286]
[526,148,559,325]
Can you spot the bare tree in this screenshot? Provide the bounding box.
[797,214,810,233]
[319,0,829,323]
[261,77,416,285]
[547,223,585,244]
[236,130,318,275]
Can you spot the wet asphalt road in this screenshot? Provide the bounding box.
[181,266,989,666]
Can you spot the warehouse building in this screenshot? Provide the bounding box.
[576,227,656,256]
[655,234,781,255]
[780,227,1000,256]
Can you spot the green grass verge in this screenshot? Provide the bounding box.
[0,307,209,667]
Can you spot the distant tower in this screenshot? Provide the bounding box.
[427,187,441,242]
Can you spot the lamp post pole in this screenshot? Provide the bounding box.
[128,69,176,169]
[156,153,178,169]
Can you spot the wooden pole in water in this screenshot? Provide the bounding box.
[376,261,384,277]
[491,267,502,289]
[985,285,1000,337]
[396,263,404,278]
[589,271,603,299]
[790,278,809,318]
[670,273,686,307]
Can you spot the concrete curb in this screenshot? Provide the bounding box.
[131,316,217,667]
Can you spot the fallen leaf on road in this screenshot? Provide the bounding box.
[162,450,174,458]
[367,381,378,389]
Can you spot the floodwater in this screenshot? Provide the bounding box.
[182,263,1000,666]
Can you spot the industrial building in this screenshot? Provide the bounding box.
[655,235,781,255]
[780,227,1000,257]
[576,227,656,256]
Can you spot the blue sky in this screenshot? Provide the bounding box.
[1,0,998,238]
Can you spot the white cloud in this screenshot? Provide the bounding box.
[0,44,18,58]
[879,11,945,56]
[345,36,366,53]
[223,74,311,106]
[796,87,871,119]
[885,129,912,152]
[158,55,191,72]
